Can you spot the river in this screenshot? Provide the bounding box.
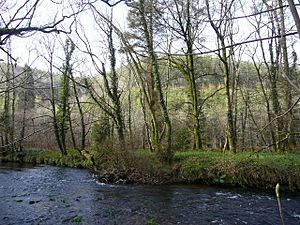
[0,162,299,225]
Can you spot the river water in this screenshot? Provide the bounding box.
[0,163,299,225]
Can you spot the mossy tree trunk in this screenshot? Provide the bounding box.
[70,74,86,151]
[57,38,75,155]
[277,0,296,150]
[49,46,65,155]
[262,1,285,153]
[138,0,172,161]
[206,0,237,153]
[165,0,203,150]
[81,9,126,146]
[101,18,125,145]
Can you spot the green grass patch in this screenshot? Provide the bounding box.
[146,218,160,225]
[71,215,83,224]
[2,148,300,191]
[91,148,300,191]
[175,150,300,191]
[0,149,93,169]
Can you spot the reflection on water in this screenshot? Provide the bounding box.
[0,162,299,225]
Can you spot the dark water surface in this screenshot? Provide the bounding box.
[0,162,299,225]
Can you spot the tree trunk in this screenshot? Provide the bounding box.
[139,0,172,161]
[71,76,86,151]
[287,0,300,38]
[206,0,237,153]
[277,0,295,150]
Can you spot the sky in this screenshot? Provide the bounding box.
[0,0,299,75]
[0,0,128,74]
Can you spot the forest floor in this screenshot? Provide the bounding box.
[1,149,300,192]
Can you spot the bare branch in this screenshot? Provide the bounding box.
[287,0,300,38]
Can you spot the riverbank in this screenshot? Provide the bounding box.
[2,163,300,225]
[0,149,93,168]
[1,149,300,191]
[175,151,300,191]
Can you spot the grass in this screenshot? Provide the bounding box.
[175,150,300,191]
[1,148,300,191]
[146,218,160,225]
[0,149,93,168]
[71,215,83,224]
[92,148,300,191]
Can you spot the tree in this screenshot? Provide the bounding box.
[70,73,86,151]
[261,0,285,153]
[77,7,126,145]
[0,47,16,152]
[287,0,300,39]
[160,0,205,149]
[277,0,297,149]
[206,0,237,153]
[126,0,172,161]
[0,0,84,60]
[100,0,131,7]
[56,39,75,155]
[17,65,35,151]
[40,36,65,155]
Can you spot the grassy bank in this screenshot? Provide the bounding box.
[174,151,300,191]
[1,149,300,191]
[92,149,300,191]
[0,149,93,168]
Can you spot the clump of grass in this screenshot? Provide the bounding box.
[71,215,83,224]
[105,207,116,216]
[146,218,160,225]
[176,150,300,191]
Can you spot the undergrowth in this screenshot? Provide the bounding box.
[1,148,300,191]
[0,149,93,168]
[176,150,300,191]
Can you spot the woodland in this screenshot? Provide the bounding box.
[0,0,300,166]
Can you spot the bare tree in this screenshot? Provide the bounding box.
[0,0,86,60]
[125,0,172,161]
[100,0,131,7]
[206,0,237,153]
[76,8,126,145]
[159,0,205,150]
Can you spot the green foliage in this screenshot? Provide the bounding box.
[2,148,300,191]
[176,150,300,190]
[56,64,71,134]
[55,38,75,154]
[0,149,93,168]
[105,207,116,216]
[146,218,160,225]
[71,216,83,224]
[172,125,191,150]
[92,116,110,145]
